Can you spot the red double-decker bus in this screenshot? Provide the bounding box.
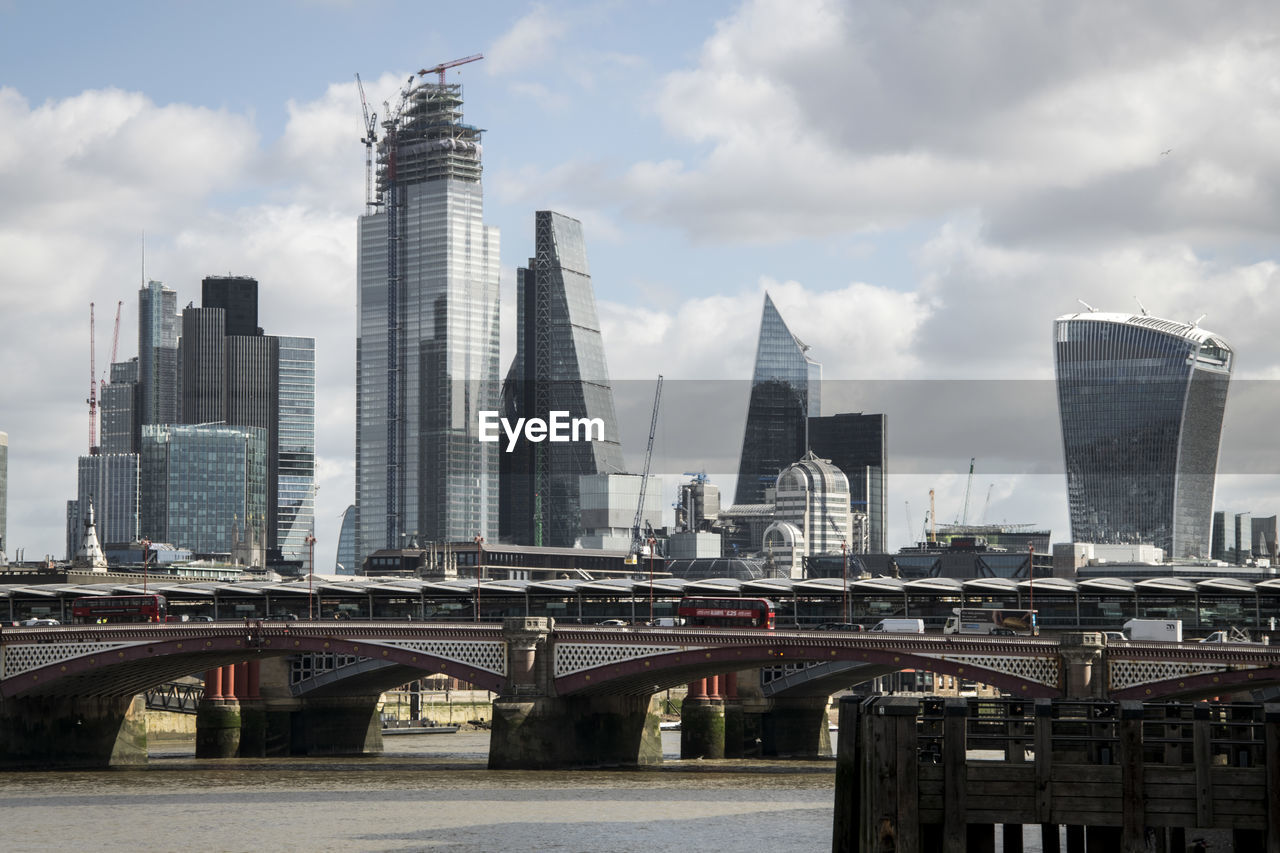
[72,594,168,624]
[676,597,775,629]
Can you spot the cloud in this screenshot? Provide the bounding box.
[487,5,569,76]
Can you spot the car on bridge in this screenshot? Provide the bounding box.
[19,618,59,627]
[815,622,863,632]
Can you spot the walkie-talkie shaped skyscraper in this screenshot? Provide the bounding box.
[1054,311,1232,560]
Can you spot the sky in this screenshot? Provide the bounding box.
[4,0,1280,563]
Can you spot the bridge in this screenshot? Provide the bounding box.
[4,619,1280,769]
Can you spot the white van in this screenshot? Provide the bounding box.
[870,618,925,633]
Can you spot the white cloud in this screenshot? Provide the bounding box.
[487,5,569,76]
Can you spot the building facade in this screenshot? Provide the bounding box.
[75,453,140,548]
[808,412,887,553]
[734,293,821,505]
[139,424,268,557]
[356,77,500,561]
[335,504,356,574]
[138,280,178,427]
[762,452,853,577]
[277,336,315,567]
[1054,312,1233,560]
[578,473,662,551]
[499,211,625,547]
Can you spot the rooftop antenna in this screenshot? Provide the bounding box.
[1077,299,1097,313]
[1135,297,1148,316]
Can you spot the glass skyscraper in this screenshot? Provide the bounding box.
[277,336,315,567]
[76,453,139,548]
[734,293,821,505]
[140,424,267,555]
[138,280,178,426]
[808,412,887,553]
[499,211,625,547]
[356,77,499,562]
[1054,311,1233,560]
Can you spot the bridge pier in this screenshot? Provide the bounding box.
[0,694,147,769]
[1059,633,1106,699]
[761,695,832,758]
[298,695,383,756]
[489,694,662,769]
[681,677,725,758]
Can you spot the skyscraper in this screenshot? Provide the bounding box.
[180,281,282,553]
[138,280,178,427]
[734,294,821,505]
[100,358,140,454]
[1054,311,1233,559]
[499,211,625,547]
[356,74,499,561]
[76,452,139,548]
[277,336,316,567]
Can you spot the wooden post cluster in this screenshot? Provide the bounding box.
[833,697,1280,853]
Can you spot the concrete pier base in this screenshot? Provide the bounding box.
[195,699,241,758]
[680,698,726,759]
[761,696,832,758]
[298,696,383,756]
[238,701,266,757]
[0,694,147,769]
[489,694,662,770]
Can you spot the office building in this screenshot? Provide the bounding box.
[761,452,852,577]
[1212,510,1236,562]
[1234,512,1253,564]
[734,293,821,505]
[75,452,139,548]
[100,358,140,454]
[1054,311,1233,559]
[356,74,499,561]
[579,473,662,551]
[138,280,178,426]
[335,504,356,574]
[277,336,316,567]
[808,412,887,553]
[499,211,625,547]
[139,424,268,557]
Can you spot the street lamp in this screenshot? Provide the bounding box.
[305,532,317,619]
[474,536,484,623]
[841,540,849,623]
[141,539,151,594]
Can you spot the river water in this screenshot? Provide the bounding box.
[0,732,838,852]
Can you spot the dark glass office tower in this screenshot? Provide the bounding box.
[734,294,821,505]
[808,412,887,552]
[1054,312,1233,559]
[356,75,499,560]
[202,276,261,336]
[499,211,625,547]
[180,287,282,553]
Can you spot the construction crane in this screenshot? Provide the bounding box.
[418,53,483,85]
[980,484,994,525]
[904,501,915,545]
[929,489,936,545]
[354,73,379,214]
[87,303,97,452]
[628,375,664,561]
[958,457,976,525]
[99,300,122,405]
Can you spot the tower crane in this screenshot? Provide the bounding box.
[629,375,663,561]
[980,484,994,525]
[958,457,975,525]
[418,53,483,85]
[904,500,914,546]
[100,300,122,405]
[354,73,379,214]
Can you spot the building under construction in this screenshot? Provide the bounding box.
[355,59,500,564]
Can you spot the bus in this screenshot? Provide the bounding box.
[71,594,168,624]
[943,607,1037,636]
[676,597,775,629]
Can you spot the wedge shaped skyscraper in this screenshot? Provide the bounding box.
[356,76,500,562]
[499,211,625,547]
[1054,311,1233,559]
[734,293,821,506]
